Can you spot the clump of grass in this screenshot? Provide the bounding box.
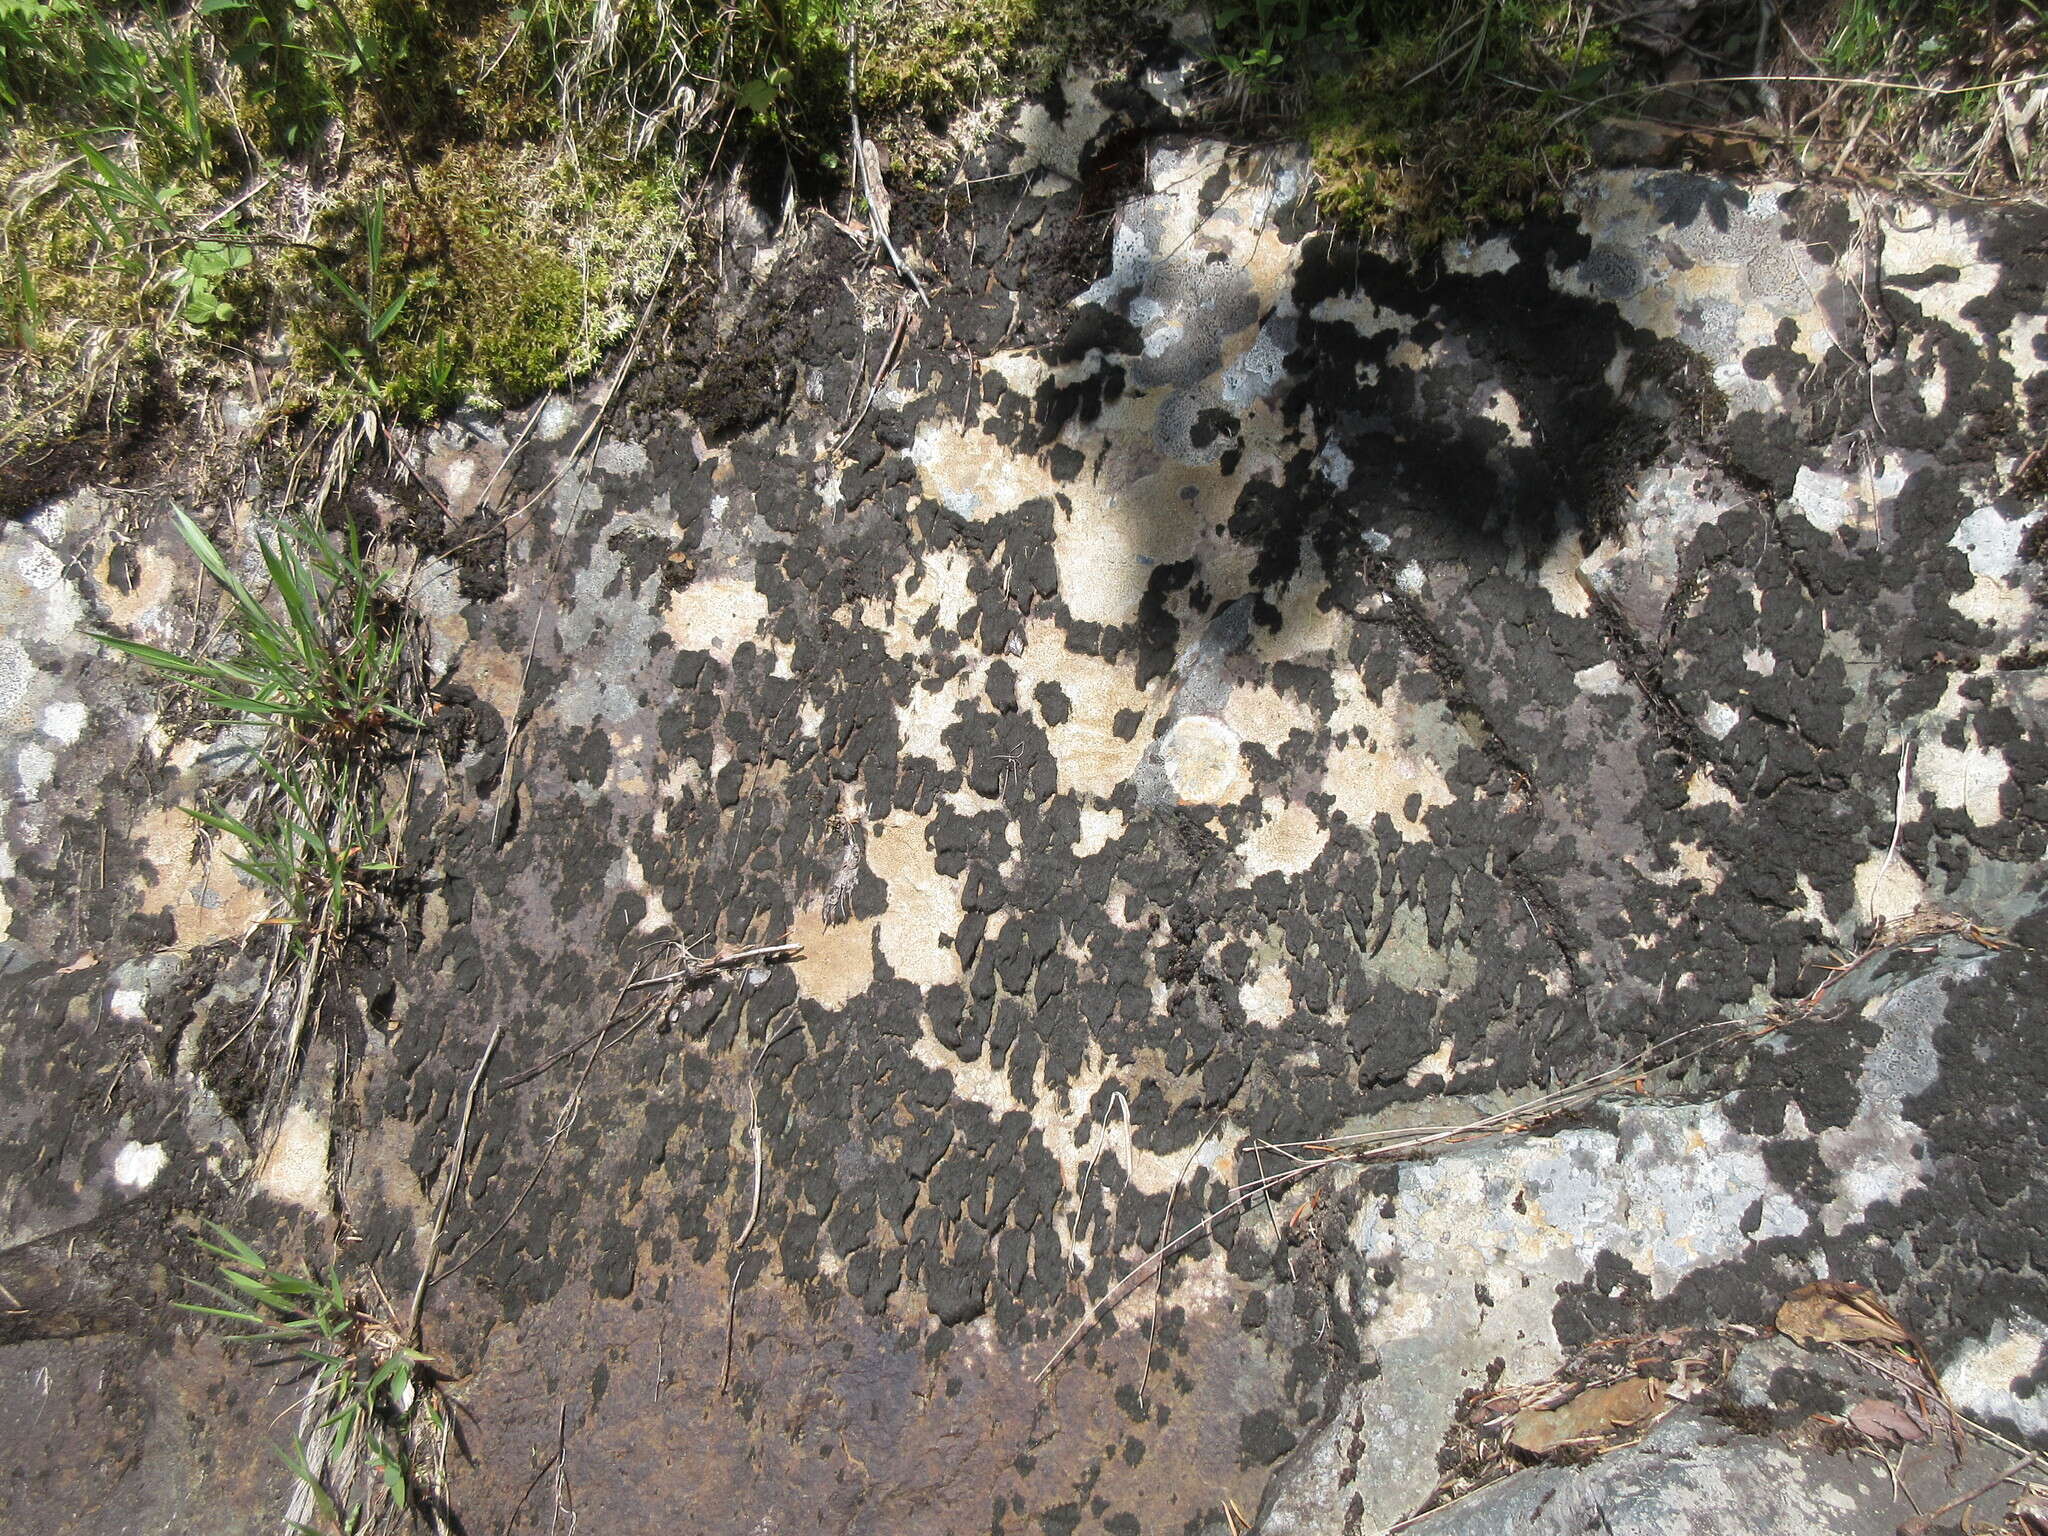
[93,506,418,946]
[1307,12,1615,248]
[179,1223,444,1536]
[1779,0,2042,188]
[504,0,851,161]
[1200,0,1621,248]
[0,0,766,477]
[848,0,1033,116]
[288,144,687,421]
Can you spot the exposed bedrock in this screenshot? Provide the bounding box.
[2,67,2045,1536]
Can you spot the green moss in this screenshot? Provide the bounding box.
[852,0,1034,115]
[282,143,686,420]
[1299,8,1612,249]
[384,232,584,415]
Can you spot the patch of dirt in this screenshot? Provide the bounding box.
[347,466,509,602]
[628,233,845,443]
[0,366,187,521]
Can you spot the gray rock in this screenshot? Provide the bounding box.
[1397,1410,2009,1536]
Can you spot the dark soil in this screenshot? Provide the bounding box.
[0,366,186,521]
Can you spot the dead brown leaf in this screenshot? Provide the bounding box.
[1508,1376,1668,1456]
[1844,1397,1927,1446]
[2008,1487,2048,1536]
[1776,1281,1912,1348]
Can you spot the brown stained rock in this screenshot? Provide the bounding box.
[0,1330,284,1536]
[442,1268,1276,1535]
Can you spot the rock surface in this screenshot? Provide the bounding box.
[1395,1408,2012,1536]
[2,60,2045,1536]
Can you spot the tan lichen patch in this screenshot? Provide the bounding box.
[909,404,1062,524]
[1916,732,2009,827]
[892,546,978,642]
[1012,630,1155,797]
[1320,678,1455,840]
[1406,1038,1457,1086]
[662,575,769,662]
[1854,849,1927,927]
[1685,770,1739,811]
[1052,482,1201,629]
[132,803,275,948]
[93,539,182,634]
[1627,840,1725,893]
[897,676,964,762]
[1536,538,1594,617]
[254,1103,331,1213]
[1242,799,1328,879]
[866,811,966,989]
[786,906,877,1010]
[1252,568,1348,663]
[1222,683,1319,748]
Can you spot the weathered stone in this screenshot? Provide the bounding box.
[1395,1410,2012,1536]
[2,59,2045,1536]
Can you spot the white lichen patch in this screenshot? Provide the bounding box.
[1239,962,1293,1027]
[1790,454,1908,538]
[1157,715,1248,804]
[1561,175,1837,419]
[1943,1317,2048,1437]
[1299,1093,1814,1532]
[40,700,87,745]
[1816,964,1951,1236]
[1006,75,1113,180]
[1881,213,2001,315]
[1574,661,1626,695]
[592,439,649,476]
[1359,1100,1806,1324]
[1700,700,1741,741]
[111,1139,168,1190]
[1072,805,1124,858]
[1950,504,2045,636]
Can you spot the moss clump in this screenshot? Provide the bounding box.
[1299,7,1617,249]
[851,0,1035,116]
[284,144,686,421]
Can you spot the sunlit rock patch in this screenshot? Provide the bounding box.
[2,63,2046,1536]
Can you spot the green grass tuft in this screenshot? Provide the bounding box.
[180,1222,443,1536]
[92,506,418,943]
[1208,0,1619,248]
